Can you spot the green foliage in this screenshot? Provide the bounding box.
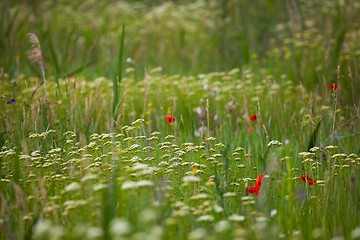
[307,120,322,151]
[0,67,359,239]
[113,24,126,118]
[0,1,360,239]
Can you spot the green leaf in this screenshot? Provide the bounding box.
[113,24,126,118]
[307,120,322,151]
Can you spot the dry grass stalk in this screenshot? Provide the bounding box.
[27,32,47,99]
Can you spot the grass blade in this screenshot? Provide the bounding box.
[113,24,126,118]
[307,120,322,151]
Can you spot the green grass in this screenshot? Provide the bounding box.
[0,68,359,239]
[1,1,360,240]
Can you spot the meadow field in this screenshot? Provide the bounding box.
[1,0,360,239]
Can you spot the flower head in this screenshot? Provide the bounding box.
[327,83,338,90]
[300,174,316,186]
[166,115,176,125]
[226,101,235,112]
[247,174,264,196]
[255,174,264,187]
[247,185,260,196]
[6,98,16,104]
[249,114,257,122]
[27,33,44,70]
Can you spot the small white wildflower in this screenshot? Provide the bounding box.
[93,184,108,192]
[47,129,56,134]
[48,148,62,154]
[228,214,245,222]
[213,204,223,213]
[189,228,207,240]
[183,175,201,183]
[149,67,162,74]
[347,153,358,159]
[128,144,141,151]
[143,146,155,152]
[190,193,209,200]
[197,215,214,222]
[194,126,208,138]
[203,83,210,90]
[129,163,148,171]
[215,220,230,232]
[223,192,236,198]
[136,180,154,188]
[234,147,244,152]
[150,131,160,136]
[100,133,111,140]
[325,145,338,151]
[121,180,154,190]
[125,126,136,132]
[214,143,225,149]
[5,149,16,156]
[123,137,134,142]
[115,134,125,140]
[135,167,157,176]
[64,182,81,193]
[206,137,216,142]
[298,152,315,158]
[270,209,277,217]
[87,141,98,149]
[256,216,269,222]
[19,155,31,160]
[195,107,203,116]
[165,135,175,141]
[33,219,51,236]
[175,150,186,157]
[86,227,103,239]
[33,220,64,240]
[121,181,138,190]
[90,133,100,140]
[309,146,320,152]
[331,153,347,160]
[29,133,40,139]
[110,218,132,236]
[81,174,98,182]
[131,118,144,126]
[267,140,282,147]
[140,208,157,223]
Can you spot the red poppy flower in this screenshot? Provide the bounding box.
[255,174,264,187]
[249,114,257,122]
[247,174,264,196]
[166,115,176,125]
[327,83,338,90]
[300,174,316,186]
[247,185,260,196]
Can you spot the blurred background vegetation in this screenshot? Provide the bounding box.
[1,0,360,106]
